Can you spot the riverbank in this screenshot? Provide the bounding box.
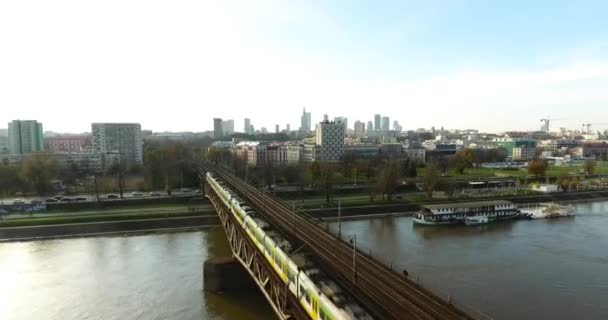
[0,215,220,242]
[307,190,608,220]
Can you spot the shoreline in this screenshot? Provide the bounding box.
[0,216,220,242]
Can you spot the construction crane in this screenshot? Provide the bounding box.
[582,123,608,134]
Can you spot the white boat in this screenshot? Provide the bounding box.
[519,203,575,219]
[413,200,520,226]
[465,215,492,225]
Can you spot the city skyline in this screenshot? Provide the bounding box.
[2,1,608,133]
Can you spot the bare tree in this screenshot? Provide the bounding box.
[423,163,441,200]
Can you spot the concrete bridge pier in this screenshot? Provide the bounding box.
[204,256,256,293]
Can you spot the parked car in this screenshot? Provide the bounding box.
[45,198,58,203]
[13,199,25,205]
[53,196,64,201]
[106,194,119,199]
[61,197,74,202]
[149,192,161,197]
[179,188,192,193]
[74,197,87,201]
[30,199,44,204]
[131,192,144,197]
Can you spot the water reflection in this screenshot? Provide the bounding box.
[0,228,274,320]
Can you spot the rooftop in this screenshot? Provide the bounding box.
[422,200,513,210]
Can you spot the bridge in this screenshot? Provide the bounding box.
[200,161,476,320]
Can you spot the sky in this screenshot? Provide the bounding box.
[1,0,608,134]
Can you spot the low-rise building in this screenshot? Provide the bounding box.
[492,138,536,160]
[404,145,426,164]
[344,144,379,160]
[379,143,403,159]
[577,141,608,159]
[46,135,92,153]
[512,146,536,161]
[0,151,120,173]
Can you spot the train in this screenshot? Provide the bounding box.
[206,172,353,320]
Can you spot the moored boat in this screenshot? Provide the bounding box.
[519,203,575,219]
[413,200,520,226]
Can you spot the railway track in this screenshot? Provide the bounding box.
[203,163,474,320]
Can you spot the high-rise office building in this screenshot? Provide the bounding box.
[286,123,290,133]
[8,120,44,154]
[393,121,402,132]
[222,119,234,135]
[367,121,373,132]
[92,123,143,167]
[374,114,381,131]
[381,116,390,131]
[213,118,223,139]
[300,108,312,133]
[315,120,345,161]
[244,118,251,134]
[275,124,280,134]
[354,121,366,138]
[334,117,348,133]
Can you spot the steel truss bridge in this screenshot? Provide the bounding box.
[200,161,475,320]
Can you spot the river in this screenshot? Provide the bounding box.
[1,201,607,319]
[0,228,274,320]
[329,200,608,319]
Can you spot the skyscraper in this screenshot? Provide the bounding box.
[286,123,290,132]
[92,123,143,167]
[354,121,365,138]
[367,121,373,132]
[8,120,44,154]
[393,121,402,132]
[275,124,280,134]
[222,119,234,135]
[300,107,311,133]
[244,118,251,134]
[374,114,381,131]
[381,116,390,131]
[213,118,223,139]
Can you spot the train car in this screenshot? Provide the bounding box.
[206,173,352,320]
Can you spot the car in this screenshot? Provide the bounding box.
[61,197,74,202]
[30,199,44,204]
[53,196,64,201]
[106,194,119,199]
[149,192,161,197]
[131,192,144,197]
[74,197,87,201]
[13,199,25,205]
[45,198,58,203]
[179,188,193,193]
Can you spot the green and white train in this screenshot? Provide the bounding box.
[206,172,354,320]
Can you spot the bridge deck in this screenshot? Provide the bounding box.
[206,163,475,320]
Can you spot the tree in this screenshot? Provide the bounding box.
[423,163,441,199]
[528,159,548,177]
[557,173,570,191]
[377,161,401,201]
[0,165,22,196]
[450,148,475,174]
[20,153,60,195]
[106,160,126,198]
[408,161,418,178]
[583,160,596,175]
[316,162,339,204]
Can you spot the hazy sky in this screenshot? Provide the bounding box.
[2,0,608,133]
